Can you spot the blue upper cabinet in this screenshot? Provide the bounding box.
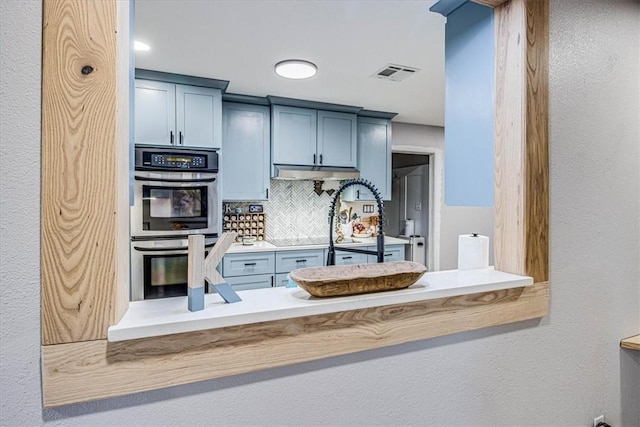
[272,105,357,168]
[176,85,222,149]
[134,79,222,149]
[317,110,357,168]
[272,105,317,166]
[221,102,270,201]
[343,117,392,201]
[134,80,176,146]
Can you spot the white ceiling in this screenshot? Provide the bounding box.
[134,1,446,126]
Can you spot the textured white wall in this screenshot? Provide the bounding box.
[1,0,639,426]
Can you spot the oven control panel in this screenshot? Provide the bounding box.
[135,146,219,172]
[148,153,206,168]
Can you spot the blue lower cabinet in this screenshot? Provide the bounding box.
[275,249,324,273]
[367,245,406,263]
[224,274,274,291]
[333,251,369,265]
[274,273,291,288]
[222,252,275,277]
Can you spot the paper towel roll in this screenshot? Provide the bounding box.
[404,219,415,237]
[458,234,489,270]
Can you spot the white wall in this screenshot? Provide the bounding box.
[393,122,495,270]
[1,0,639,426]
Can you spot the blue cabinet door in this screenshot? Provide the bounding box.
[272,105,317,166]
[275,249,325,273]
[367,245,406,263]
[222,252,275,277]
[221,103,270,201]
[134,80,176,146]
[225,274,274,290]
[333,251,369,265]
[274,273,291,288]
[176,85,222,149]
[317,110,357,168]
[343,117,392,201]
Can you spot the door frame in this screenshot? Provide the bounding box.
[391,145,442,272]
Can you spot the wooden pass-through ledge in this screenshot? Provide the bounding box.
[620,334,640,351]
[40,0,549,407]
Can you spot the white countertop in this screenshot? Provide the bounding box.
[226,235,409,254]
[108,267,533,342]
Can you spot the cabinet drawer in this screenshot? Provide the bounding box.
[224,274,274,291]
[275,249,324,273]
[333,251,369,265]
[274,273,291,288]
[367,245,406,263]
[222,252,275,277]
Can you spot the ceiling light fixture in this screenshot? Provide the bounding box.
[275,60,317,79]
[134,41,150,52]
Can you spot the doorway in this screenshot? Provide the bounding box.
[387,153,430,238]
[388,146,441,272]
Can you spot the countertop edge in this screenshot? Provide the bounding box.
[620,334,640,351]
[226,236,409,254]
[108,268,534,342]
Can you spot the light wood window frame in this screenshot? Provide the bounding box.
[40,0,548,407]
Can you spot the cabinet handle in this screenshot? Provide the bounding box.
[342,256,353,260]
[179,131,183,145]
[356,190,360,199]
[271,276,274,287]
[295,259,307,263]
[266,188,269,198]
[170,131,174,145]
[313,154,316,164]
[384,253,392,257]
[244,262,257,266]
[319,154,323,165]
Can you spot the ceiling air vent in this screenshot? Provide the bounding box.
[371,64,421,82]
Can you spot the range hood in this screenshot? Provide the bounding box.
[272,164,360,181]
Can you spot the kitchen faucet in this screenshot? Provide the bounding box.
[326,178,385,265]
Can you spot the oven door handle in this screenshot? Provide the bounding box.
[133,242,216,253]
[134,176,217,184]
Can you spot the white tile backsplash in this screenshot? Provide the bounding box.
[224,180,333,240]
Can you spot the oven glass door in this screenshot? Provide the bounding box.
[132,173,218,237]
[144,252,191,299]
[143,185,209,232]
[132,239,215,300]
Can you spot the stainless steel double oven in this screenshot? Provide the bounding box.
[130,146,219,300]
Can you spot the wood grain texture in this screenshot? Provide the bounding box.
[472,0,510,7]
[114,0,131,326]
[41,0,127,344]
[494,0,526,277]
[523,0,549,283]
[494,0,549,282]
[42,281,549,407]
[290,261,427,297]
[204,232,236,285]
[188,235,205,289]
[620,335,640,351]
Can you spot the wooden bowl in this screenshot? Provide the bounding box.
[289,261,427,298]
